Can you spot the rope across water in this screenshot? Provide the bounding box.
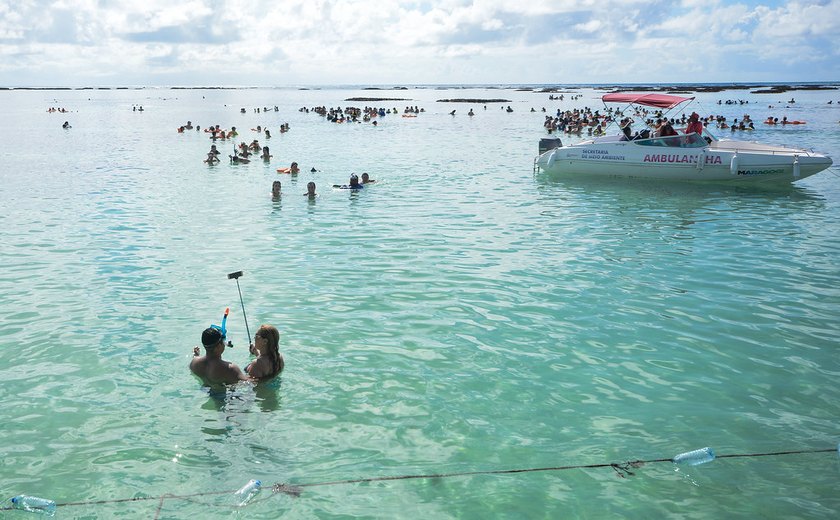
[2,446,835,518]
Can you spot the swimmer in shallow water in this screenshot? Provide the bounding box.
[305,181,317,198]
[190,327,249,387]
[245,324,284,381]
[271,180,281,199]
[361,172,375,184]
[333,174,363,190]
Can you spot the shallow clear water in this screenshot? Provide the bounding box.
[1,85,839,518]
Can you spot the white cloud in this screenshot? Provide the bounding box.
[0,0,838,85]
[574,19,603,33]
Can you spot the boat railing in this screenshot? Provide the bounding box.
[711,139,818,155]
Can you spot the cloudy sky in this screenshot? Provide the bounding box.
[1,0,838,87]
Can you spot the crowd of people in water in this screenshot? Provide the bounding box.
[540,97,818,138]
[177,92,828,211]
[300,104,424,124]
[176,111,380,202]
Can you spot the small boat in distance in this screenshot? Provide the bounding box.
[536,92,833,183]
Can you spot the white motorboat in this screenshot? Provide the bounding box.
[535,92,833,183]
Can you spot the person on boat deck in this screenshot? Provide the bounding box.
[657,120,678,137]
[619,118,634,140]
[245,324,285,381]
[685,112,704,136]
[190,327,249,386]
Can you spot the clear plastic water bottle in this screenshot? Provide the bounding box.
[10,495,57,516]
[234,479,261,506]
[672,447,715,466]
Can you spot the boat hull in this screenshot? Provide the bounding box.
[537,139,832,183]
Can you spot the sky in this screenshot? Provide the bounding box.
[0,0,838,87]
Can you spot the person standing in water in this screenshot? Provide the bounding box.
[245,324,285,380]
[190,327,249,386]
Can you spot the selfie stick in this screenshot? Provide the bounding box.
[227,270,252,345]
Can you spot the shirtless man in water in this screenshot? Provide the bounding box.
[189,327,249,386]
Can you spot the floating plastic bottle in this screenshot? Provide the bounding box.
[672,447,715,466]
[10,495,57,516]
[234,479,261,506]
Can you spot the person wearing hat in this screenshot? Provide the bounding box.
[685,112,704,136]
[189,327,249,386]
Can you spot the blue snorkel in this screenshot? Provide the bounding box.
[210,307,231,347]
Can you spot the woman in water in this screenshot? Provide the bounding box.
[246,324,284,380]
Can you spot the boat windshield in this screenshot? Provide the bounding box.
[634,133,708,148]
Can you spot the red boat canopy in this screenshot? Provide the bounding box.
[602,92,694,109]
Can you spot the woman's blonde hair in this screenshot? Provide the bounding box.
[257,324,283,377]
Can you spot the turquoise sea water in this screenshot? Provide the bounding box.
[1,85,840,519]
